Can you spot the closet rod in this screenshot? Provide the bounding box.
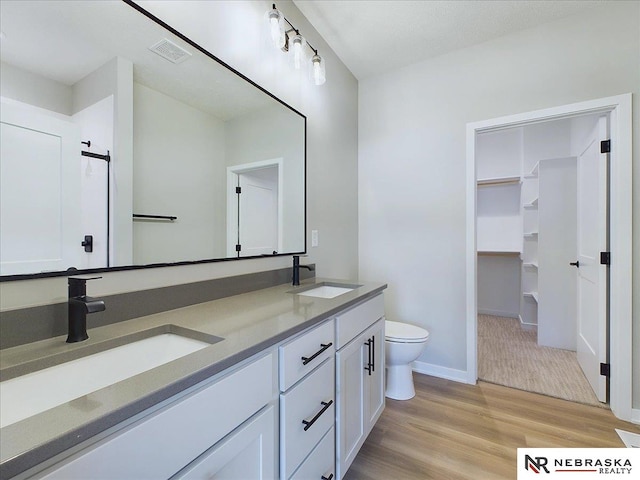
[477,251,520,257]
[133,214,177,221]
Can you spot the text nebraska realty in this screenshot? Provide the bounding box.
[526,455,633,474]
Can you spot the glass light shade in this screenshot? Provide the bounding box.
[310,54,326,85]
[289,33,308,70]
[264,6,285,50]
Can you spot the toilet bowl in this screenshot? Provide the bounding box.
[385,320,429,400]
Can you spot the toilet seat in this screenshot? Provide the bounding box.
[385,320,429,343]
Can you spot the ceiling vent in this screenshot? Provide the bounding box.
[148,38,192,64]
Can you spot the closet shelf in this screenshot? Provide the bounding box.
[477,175,521,187]
[524,197,539,209]
[523,262,538,269]
[523,232,538,239]
[524,163,539,179]
[523,292,539,303]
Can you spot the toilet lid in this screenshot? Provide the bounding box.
[385,320,429,343]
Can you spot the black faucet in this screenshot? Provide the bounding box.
[292,255,315,286]
[67,276,106,343]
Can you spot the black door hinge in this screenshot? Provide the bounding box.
[600,140,611,154]
[236,186,241,194]
[235,244,241,252]
[600,363,610,377]
[600,252,611,265]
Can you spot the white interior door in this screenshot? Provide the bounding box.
[0,101,81,275]
[238,168,278,257]
[575,116,608,402]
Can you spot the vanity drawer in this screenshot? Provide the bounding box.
[279,319,335,391]
[290,426,335,480]
[280,357,335,479]
[335,294,384,349]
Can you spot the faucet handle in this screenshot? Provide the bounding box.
[68,275,102,282]
[68,276,102,297]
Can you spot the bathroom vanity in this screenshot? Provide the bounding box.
[0,279,386,479]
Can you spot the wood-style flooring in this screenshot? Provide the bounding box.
[344,373,640,480]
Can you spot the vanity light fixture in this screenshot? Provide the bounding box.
[265,3,326,85]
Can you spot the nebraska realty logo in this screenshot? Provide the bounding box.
[517,449,640,478]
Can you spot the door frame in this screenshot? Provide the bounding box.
[226,158,284,257]
[465,94,632,422]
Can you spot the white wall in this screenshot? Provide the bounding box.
[73,57,134,266]
[477,255,520,318]
[0,62,72,115]
[225,105,305,253]
[0,1,358,308]
[72,95,114,269]
[358,1,640,396]
[133,82,226,263]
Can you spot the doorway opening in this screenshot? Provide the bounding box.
[465,94,632,422]
[475,114,606,407]
[227,159,284,258]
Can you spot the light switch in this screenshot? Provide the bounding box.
[311,230,319,247]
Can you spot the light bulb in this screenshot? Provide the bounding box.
[269,15,281,46]
[292,35,304,69]
[265,6,285,49]
[311,54,325,85]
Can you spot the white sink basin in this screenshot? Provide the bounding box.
[296,285,355,299]
[0,333,215,428]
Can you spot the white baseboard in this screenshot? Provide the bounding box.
[413,360,469,384]
[631,408,640,425]
[478,309,519,318]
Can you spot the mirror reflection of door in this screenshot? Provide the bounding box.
[227,160,282,258]
[0,101,82,275]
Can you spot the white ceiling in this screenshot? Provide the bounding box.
[0,1,274,120]
[293,0,609,80]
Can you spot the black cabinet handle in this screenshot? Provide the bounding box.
[302,400,333,431]
[371,335,375,373]
[321,474,334,480]
[570,261,580,268]
[301,342,333,365]
[364,338,373,375]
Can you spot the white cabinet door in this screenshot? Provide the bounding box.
[172,405,275,480]
[336,320,385,480]
[336,333,367,479]
[365,320,385,430]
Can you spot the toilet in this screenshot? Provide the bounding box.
[384,320,430,400]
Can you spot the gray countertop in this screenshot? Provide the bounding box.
[0,278,386,479]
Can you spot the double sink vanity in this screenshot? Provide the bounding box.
[0,278,387,479]
[0,1,381,477]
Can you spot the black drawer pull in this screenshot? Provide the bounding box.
[301,342,333,365]
[302,399,333,431]
[371,335,375,373]
[321,474,334,480]
[364,338,373,375]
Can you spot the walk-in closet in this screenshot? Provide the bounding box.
[476,113,607,407]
